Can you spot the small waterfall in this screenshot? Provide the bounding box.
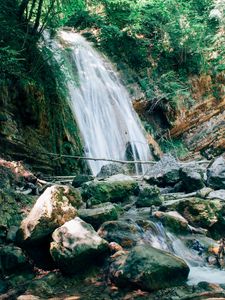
[42,30,152,175]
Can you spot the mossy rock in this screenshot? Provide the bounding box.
[136,186,163,207]
[82,176,139,206]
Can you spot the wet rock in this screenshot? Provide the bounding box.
[153,211,189,233]
[50,217,109,274]
[207,190,225,201]
[0,245,29,273]
[98,220,142,248]
[109,245,189,291]
[144,155,180,187]
[17,185,83,244]
[72,174,94,188]
[207,156,225,189]
[180,166,205,192]
[136,185,163,207]
[78,202,119,230]
[96,163,127,179]
[82,175,139,206]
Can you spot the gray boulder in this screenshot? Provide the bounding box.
[207,156,225,189]
[180,166,205,192]
[78,202,119,230]
[109,245,189,291]
[96,163,127,179]
[17,185,83,244]
[144,154,180,186]
[50,217,109,274]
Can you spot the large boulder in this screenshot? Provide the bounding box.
[17,185,83,244]
[136,185,163,207]
[164,197,222,229]
[109,245,189,291]
[180,165,205,192]
[50,217,109,274]
[96,163,127,179]
[207,189,225,201]
[82,175,139,206]
[78,202,119,230]
[207,156,225,189]
[144,155,180,187]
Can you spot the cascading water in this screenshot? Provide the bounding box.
[43,30,152,175]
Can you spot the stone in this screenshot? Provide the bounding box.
[207,190,225,201]
[17,185,83,244]
[17,296,41,300]
[180,166,205,192]
[207,156,225,189]
[98,220,142,248]
[109,245,189,291]
[197,187,213,198]
[72,174,94,188]
[153,211,189,233]
[78,202,119,230]
[82,176,139,206]
[170,198,222,228]
[96,163,127,179]
[144,154,180,187]
[0,245,29,273]
[50,217,109,274]
[136,185,163,207]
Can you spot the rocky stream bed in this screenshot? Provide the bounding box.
[1,154,225,299]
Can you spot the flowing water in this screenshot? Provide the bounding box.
[42,30,152,175]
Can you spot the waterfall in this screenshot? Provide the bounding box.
[42,30,152,175]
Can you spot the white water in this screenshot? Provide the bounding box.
[43,30,152,175]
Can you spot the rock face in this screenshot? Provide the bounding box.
[136,185,163,207]
[110,245,189,291]
[17,185,83,244]
[96,164,127,179]
[207,156,225,189]
[78,202,119,230]
[82,175,139,206]
[50,218,109,273]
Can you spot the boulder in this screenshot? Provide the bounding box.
[98,220,142,248]
[96,163,127,179]
[180,166,205,192]
[0,245,29,273]
[109,245,189,291]
[78,202,119,230]
[72,174,94,188]
[153,211,189,233]
[82,175,139,206]
[207,189,225,201]
[136,185,163,207]
[50,217,109,274]
[168,198,222,228]
[17,185,83,244]
[144,154,180,187]
[207,156,225,189]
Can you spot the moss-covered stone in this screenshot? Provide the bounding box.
[136,185,163,207]
[82,176,139,206]
[153,211,189,233]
